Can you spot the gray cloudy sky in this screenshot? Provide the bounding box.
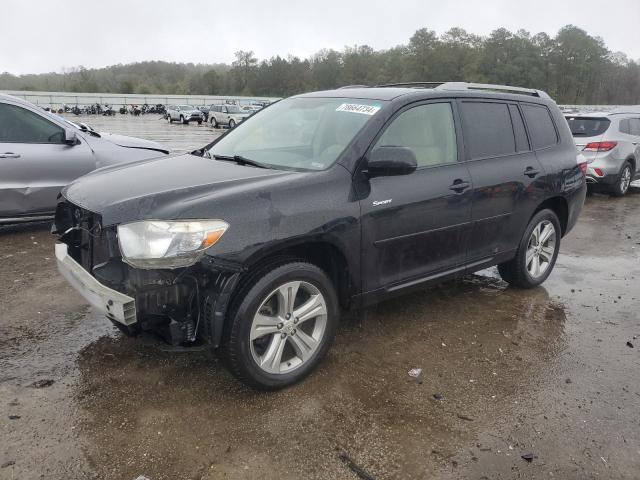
[2,0,639,74]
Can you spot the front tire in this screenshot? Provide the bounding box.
[210,117,218,128]
[228,119,236,129]
[223,262,339,390]
[498,209,561,288]
[167,115,173,123]
[610,161,632,197]
[180,115,187,125]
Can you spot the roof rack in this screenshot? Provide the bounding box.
[375,81,550,99]
[337,85,370,89]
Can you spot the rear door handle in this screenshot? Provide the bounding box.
[524,167,540,178]
[0,152,20,159]
[448,180,470,193]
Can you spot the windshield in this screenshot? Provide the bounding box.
[566,117,610,137]
[180,105,194,110]
[208,97,384,171]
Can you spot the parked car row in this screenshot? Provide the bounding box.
[165,103,259,127]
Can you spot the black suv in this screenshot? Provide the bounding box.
[54,82,587,390]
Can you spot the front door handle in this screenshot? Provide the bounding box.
[524,167,540,178]
[0,152,21,159]
[448,179,470,193]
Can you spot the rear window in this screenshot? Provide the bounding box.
[566,116,610,137]
[522,104,558,149]
[460,101,516,159]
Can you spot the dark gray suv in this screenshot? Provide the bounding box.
[55,82,586,389]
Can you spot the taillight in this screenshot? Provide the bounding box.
[583,141,617,152]
[578,162,588,174]
[594,168,604,177]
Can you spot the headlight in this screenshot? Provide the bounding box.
[117,220,228,269]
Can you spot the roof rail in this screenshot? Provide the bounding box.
[337,85,370,89]
[374,82,445,89]
[374,81,550,99]
[435,82,550,99]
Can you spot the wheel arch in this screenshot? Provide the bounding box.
[624,155,636,173]
[240,239,355,311]
[532,196,569,237]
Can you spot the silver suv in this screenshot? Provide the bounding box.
[208,104,250,129]
[566,111,640,196]
[166,105,203,125]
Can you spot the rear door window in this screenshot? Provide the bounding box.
[460,101,515,159]
[566,116,611,137]
[629,118,640,136]
[522,104,558,149]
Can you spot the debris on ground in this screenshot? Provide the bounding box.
[626,341,634,348]
[408,368,423,384]
[337,451,376,480]
[457,413,474,421]
[521,453,536,462]
[8,415,21,420]
[29,379,54,388]
[1,461,15,468]
[565,378,572,384]
[134,476,151,480]
[433,393,443,400]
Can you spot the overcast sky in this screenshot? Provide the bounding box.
[2,0,639,75]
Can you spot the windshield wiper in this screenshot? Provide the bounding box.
[213,154,268,169]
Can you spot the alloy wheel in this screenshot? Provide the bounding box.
[526,220,557,279]
[249,280,327,374]
[620,166,632,194]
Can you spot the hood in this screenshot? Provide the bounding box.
[99,132,170,153]
[62,153,297,226]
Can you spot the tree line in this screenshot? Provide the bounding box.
[1,25,639,104]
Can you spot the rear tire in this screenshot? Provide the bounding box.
[228,119,236,129]
[610,161,632,197]
[180,115,187,125]
[167,115,172,123]
[197,120,202,125]
[210,117,218,128]
[223,262,339,390]
[498,209,561,288]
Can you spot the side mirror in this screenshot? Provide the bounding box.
[366,146,417,177]
[64,128,78,146]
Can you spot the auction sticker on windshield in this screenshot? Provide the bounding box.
[336,103,381,115]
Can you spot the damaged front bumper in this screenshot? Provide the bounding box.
[55,243,137,325]
[53,202,241,348]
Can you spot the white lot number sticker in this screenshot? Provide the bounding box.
[336,103,381,116]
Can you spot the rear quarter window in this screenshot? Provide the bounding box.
[522,104,558,149]
[460,101,516,159]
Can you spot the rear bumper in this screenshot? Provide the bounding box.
[55,243,137,325]
[586,172,618,185]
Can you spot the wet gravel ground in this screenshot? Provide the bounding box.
[1,115,640,479]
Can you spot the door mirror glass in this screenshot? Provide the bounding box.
[367,146,417,177]
[64,128,78,145]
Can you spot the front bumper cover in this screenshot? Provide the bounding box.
[55,243,137,325]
